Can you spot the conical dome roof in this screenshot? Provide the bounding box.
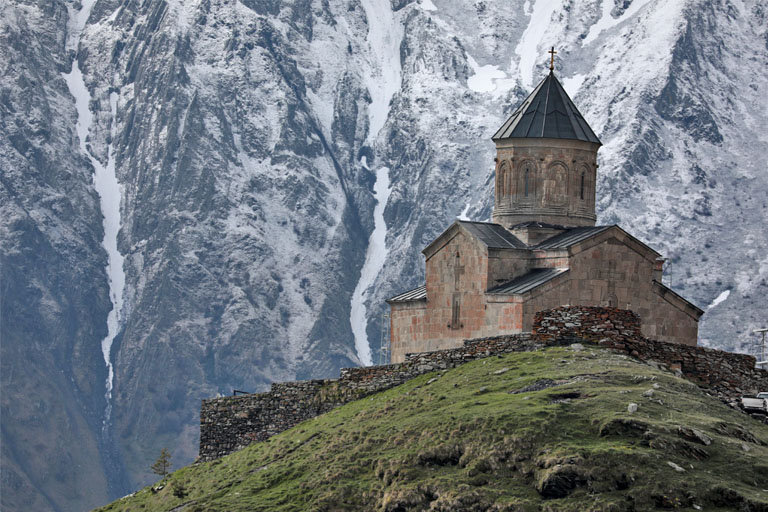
[492,72,601,144]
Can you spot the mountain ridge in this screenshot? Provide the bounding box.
[1,0,767,510]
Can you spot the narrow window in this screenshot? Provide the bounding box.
[580,171,585,200]
[524,168,530,197]
[451,294,461,329]
[451,252,464,329]
[495,167,501,202]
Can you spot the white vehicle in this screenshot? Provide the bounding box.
[741,392,768,413]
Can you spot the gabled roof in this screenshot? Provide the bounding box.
[533,226,611,249]
[422,221,527,259]
[386,285,427,303]
[459,221,527,249]
[533,224,663,262]
[492,72,601,144]
[487,268,569,295]
[653,280,705,319]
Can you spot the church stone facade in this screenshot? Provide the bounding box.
[387,70,703,363]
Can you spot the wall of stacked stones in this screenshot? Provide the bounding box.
[200,306,768,461]
[199,380,336,461]
[199,334,541,461]
[532,305,643,341]
[533,305,768,398]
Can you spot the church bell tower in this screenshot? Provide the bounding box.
[491,51,601,233]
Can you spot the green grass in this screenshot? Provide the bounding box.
[97,347,768,511]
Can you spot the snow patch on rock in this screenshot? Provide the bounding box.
[514,0,560,88]
[350,1,403,365]
[582,0,655,46]
[351,166,392,366]
[360,0,403,145]
[62,0,125,428]
[458,202,471,221]
[562,72,587,96]
[467,55,507,93]
[420,0,438,11]
[707,290,730,310]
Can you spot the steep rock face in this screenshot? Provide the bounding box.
[1,0,767,510]
[0,1,113,510]
[79,0,381,487]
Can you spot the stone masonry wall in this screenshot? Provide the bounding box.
[492,138,599,228]
[200,334,542,461]
[200,306,768,461]
[520,236,699,347]
[532,306,642,341]
[536,306,768,399]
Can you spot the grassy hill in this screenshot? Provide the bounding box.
[97,346,768,511]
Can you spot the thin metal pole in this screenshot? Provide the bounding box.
[754,329,768,369]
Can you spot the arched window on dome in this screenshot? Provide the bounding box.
[543,163,567,205]
[580,171,585,200]
[496,161,510,201]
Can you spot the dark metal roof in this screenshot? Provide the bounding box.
[487,268,569,295]
[387,285,427,303]
[533,226,611,250]
[510,221,568,230]
[459,221,527,249]
[492,72,601,144]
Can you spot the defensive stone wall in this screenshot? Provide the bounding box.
[199,334,542,461]
[200,306,768,461]
[532,305,642,341]
[536,306,767,398]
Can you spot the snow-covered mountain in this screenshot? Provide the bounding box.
[1,0,766,509]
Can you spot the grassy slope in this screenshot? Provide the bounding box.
[97,347,768,511]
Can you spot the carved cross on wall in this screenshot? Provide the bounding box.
[453,251,465,291]
[605,260,626,281]
[450,252,464,329]
[602,260,625,308]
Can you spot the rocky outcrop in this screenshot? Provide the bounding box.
[0,2,115,510]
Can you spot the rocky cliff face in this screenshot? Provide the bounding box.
[2,0,766,510]
[0,2,116,510]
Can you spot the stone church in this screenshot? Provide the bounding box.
[386,68,703,363]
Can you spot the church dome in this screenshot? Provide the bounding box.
[491,64,601,229]
[492,71,601,145]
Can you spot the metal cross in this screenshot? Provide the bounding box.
[548,47,557,71]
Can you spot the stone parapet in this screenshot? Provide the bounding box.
[597,333,764,398]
